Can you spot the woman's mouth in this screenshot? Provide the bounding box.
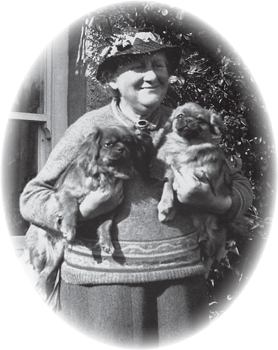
[141,85,159,90]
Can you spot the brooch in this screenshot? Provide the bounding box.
[134,120,156,132]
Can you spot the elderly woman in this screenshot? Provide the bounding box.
[20,31,252,346]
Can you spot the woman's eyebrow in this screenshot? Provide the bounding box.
[151,54,167,63]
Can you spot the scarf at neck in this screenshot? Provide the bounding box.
[111,98,161,131]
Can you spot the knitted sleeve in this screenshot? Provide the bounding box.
[225,167,254,221]
[19,112,100,232]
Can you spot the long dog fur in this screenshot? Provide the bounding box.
[156,102,233,274]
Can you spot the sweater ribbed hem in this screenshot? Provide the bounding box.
[61,230,206,285]
[61,263,207,285]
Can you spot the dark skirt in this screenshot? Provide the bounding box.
[58,275,209,347]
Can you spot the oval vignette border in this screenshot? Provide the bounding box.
[0,1,277,350]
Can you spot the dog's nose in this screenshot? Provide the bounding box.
[184,117,197,126]
[178,118,190,127]
[115,145,125,154]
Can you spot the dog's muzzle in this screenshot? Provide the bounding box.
[175,118,202,139]
[104,146,128,164]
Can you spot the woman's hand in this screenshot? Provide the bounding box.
[78,179,124,220]
[172,166,232,214]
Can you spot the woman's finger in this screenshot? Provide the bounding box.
[114,179,124,195]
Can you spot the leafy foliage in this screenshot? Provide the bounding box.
[78,2,276,317]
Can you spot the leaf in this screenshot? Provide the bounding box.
[254,136,263,144]
[229,246,240,256]
[176,10,184,20]
[161,8,169,16]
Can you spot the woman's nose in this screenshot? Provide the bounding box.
[143,68,157,82]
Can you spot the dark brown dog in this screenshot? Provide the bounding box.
[157,102,233,274]
[25,125,149,300]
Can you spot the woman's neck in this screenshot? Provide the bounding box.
[119,99,158,120]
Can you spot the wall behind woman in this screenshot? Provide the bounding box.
[69,16,111,120]
[68,16,87,125]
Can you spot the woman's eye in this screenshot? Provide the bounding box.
[131,62,144,70]
[152,59,167,69]
[154,64,165,69]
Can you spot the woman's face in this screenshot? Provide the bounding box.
[109,52,170,114]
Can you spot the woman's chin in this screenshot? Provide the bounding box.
[138,92,165,109]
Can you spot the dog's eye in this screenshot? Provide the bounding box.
[104,141,113,148]
[176,114,183,119]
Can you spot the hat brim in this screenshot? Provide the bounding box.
[96,45,182,82]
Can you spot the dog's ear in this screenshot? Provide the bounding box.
[169,109,177,123]
[164,108,179,132]
[77,128,103,174]
[131,132,149,160]
[209,111,224,135]
[130,132,152,179]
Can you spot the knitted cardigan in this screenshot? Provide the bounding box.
[20,102,253,285]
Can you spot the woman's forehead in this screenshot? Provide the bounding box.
[136,51,166,62]
[119,51,167,67]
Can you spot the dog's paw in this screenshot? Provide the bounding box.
[98,238,115,255]
[61,225,76,242]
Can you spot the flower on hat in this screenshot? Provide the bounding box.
[99,31,164,60]
[96,30,181,83]
[134,31,163,44]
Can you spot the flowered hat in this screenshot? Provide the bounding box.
[96,31,182,83]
